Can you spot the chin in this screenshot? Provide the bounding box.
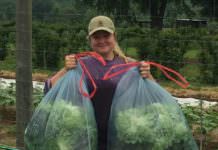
[96,48,111,54]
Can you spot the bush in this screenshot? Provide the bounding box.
[33,27,62,70]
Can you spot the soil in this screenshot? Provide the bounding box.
[165,87,218,102]
[0,70,49,82]
[0,106,16,147]
[0,120,16,147]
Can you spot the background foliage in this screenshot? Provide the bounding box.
[0,0,218,85]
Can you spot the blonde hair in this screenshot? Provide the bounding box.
[114,42,127,61]
[114,42,137,63]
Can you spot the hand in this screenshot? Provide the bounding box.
[139,61,153,79]
[65,54,77,70]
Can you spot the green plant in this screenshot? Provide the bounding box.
[181,105,218,134]
[0,82,44,107]
[114,103,197,150]
[0,82,16,106]
[25,101,97,150]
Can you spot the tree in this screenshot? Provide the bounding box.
[195,0,218,19]
[137,0,200,29]
[150,0,168,29]
[32,0,54,20]
[34,27,61,69]
[0,30,8,60]
[0,0,16,20]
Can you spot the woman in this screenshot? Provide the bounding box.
[44,15,154,150]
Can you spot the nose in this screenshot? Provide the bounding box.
[97,36,105,43]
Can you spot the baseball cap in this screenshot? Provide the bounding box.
[88,16,115,36]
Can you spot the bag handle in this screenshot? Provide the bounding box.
[102,61,189,88]
[75,51,106,98]
[76,51,106,66]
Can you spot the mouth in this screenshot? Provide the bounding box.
[97,44,107,47]
[97,46,109,50]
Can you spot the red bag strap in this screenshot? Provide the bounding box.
[75,51,106,66]
[102,61,189,88]
[75,51,106,98]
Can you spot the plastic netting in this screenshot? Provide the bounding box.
[106,66,198,150]
[24,52,104,150]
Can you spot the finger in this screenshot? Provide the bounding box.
[65,58,75,62]
[141,70,150,74]
[140,61,149,64]
[140,62,150,68]
[65,63,77,70]
[66,61,77,66]
[65,58,77,64]
[65,55,70,61]
[141,63,150,68]
[68,64,77,68]
[141,75,148,78]
[141,72,151,78]
[139,66,150,71]
[141,74,149,78]
[68,54,76,58]
[65,54,75,60]
[140,73,149,78]
[141,69,150,74]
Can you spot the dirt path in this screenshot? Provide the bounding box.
[166,87,218,102]
[0,120,16,147]
[0,70,49,82]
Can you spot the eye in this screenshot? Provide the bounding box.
[103,34,109,38]
[92,35,99,40]
[91,31,111,40]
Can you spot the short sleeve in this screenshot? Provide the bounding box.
[43,79,52,95]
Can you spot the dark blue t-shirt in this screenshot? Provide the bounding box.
[82,56,126,150]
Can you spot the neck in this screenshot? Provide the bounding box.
[100,51,115,60]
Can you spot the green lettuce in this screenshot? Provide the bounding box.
[25,100,97,150]
[114,103,193,150]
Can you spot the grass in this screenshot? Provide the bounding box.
[0,58,16,71]
[183,49,202,59]
[123,47,139,59]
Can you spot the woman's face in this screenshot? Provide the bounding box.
[90,30,116,55]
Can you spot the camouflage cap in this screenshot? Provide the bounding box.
[88,16,115,36]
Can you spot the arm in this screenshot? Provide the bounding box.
[46,54,77,91]
[43,68,67,95]
[50,68,67,87]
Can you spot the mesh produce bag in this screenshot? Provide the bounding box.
[25,52,106,150]
[103,62,198,150]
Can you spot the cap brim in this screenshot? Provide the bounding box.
[89,27,114,36]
